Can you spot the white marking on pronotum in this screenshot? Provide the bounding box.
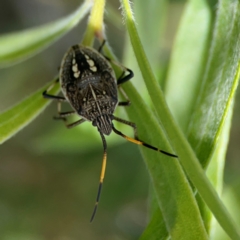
[90,66,97,72]
[74,72,80,78]
[72,57,80,78]
[87,59,94,67]
[72,64,79,73]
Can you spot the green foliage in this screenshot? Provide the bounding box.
[0,79,60,144]
[0,0,239,239]
[0,1,92,67]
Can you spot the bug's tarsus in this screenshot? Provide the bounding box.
[53,111,85,129]
[54,118,85,129]
[53,115,67,122]
[43,92,66,101]
[118,87,131,107]
[116,69,134,106]
[112,124,177,158]
[90,131,107,222]
[98,40,106,53]
[117,68,134,85]
[64,118,86,129]
[54,111,76,119]
[118,101,130,106]
[42,78,66,101]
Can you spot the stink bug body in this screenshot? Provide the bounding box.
[43,41,177,222]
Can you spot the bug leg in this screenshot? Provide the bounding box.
[113,115,138,139]
[54,111,76,119]
[118,87,131,106]
[97,39,134,86]
[64,118,86,129]
[112,124,178,158]
[117,69,134,106]
[117,68,134,85]
[90,131,107,222]
[42,78,66,101]
[55,116,85,129]
[53,110,76,122]
[98,40,106,53]
[43,79,79,127]
[53,102,85,129]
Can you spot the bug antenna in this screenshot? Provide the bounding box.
[90,132,107,222]
[90,182,103,222]
[112,125,178,158]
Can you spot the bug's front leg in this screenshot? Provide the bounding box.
[42,78,66,101]
[43,78,70,124]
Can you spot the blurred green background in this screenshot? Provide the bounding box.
[0,0,239,239]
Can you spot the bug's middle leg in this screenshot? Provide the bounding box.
[117,68,134,106]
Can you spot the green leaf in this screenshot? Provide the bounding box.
[207,100,234,234]
[0,0,92,67]
[123,82,207,240]
[0,79,60,144]
[165,0,213,132]
[187,0,240,168]
[165,0,240,234]
[140,208,168,240]
[145,0,213,235]
[120,0,240,239]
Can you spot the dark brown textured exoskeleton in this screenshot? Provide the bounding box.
[43,41,177,222]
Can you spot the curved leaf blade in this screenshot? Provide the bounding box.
[123,82,208,240]
[165,0,213,132]
[0,0,92,67]
[187,0,240,168]
[0,80,60,144]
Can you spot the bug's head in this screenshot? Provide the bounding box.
[92,115,113,136]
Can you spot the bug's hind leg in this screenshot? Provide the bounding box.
[112,123,178,158]
[112,115,138,139]
[98,40,106,53]
[112,116,178,158]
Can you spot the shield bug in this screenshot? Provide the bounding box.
[43,41,177,222]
